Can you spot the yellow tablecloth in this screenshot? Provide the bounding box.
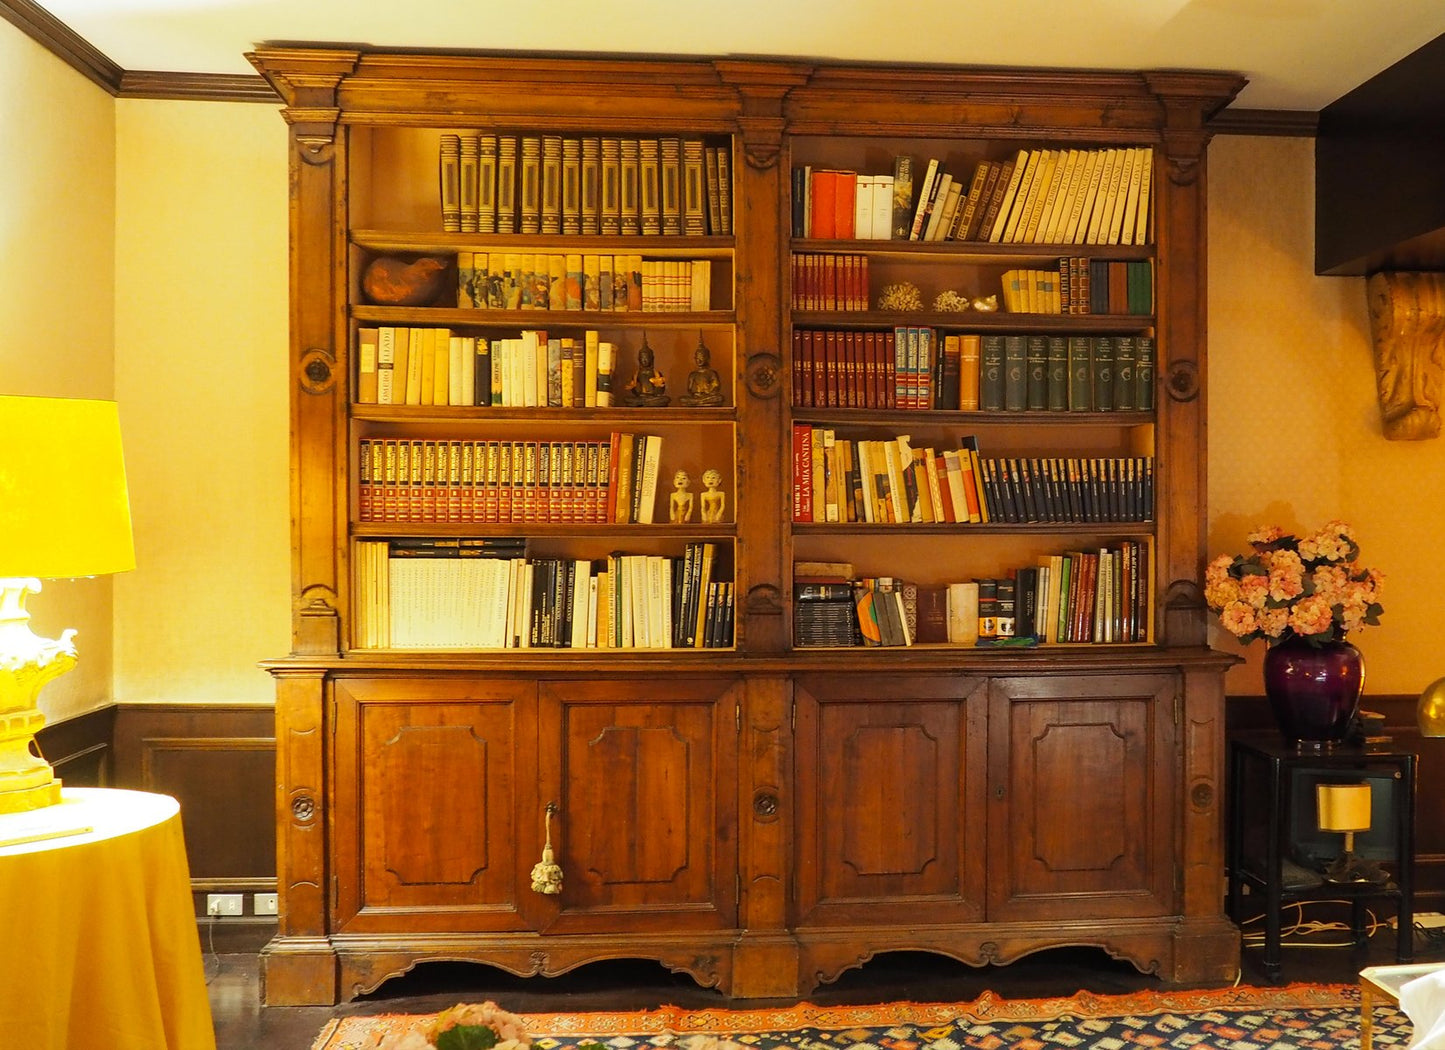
[0,787,217,1050]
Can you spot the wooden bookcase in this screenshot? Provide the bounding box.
[250,48,1244,1005]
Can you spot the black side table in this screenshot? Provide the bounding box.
[1227,739,1415,981]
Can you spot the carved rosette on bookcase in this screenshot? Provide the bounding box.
[251,47,1246,1007]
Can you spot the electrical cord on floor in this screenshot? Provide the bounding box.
[1237,899,1389,948]
[202,903,221,985]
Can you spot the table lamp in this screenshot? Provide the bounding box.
[0,395,134,814]
[1419,678,1445,737]
[1316,781,1388,885]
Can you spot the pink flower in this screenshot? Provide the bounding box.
[1258,607,1290,638]
[1266,549,1305,602]
[1204,575,1242,610]
[1247,525,1285,547]
[1220,601,1258,638]
[1287,594,1335,637]
[1238,573,1270,610]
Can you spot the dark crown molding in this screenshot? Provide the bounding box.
[1,0,278,102]
[1208,108,1319,137]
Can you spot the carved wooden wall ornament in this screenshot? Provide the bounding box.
[1367,271,1445,440]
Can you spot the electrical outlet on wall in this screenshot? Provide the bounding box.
[206,893,243,917]
[253,892,279,916]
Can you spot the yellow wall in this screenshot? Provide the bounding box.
[1207,134,1445,696]
[0,27,117,722]
[112,98,290,702]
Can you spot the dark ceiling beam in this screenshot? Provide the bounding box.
[1316,33,1445,276]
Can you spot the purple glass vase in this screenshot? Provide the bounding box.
[1262,636,1364,750]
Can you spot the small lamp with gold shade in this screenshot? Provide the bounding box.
[0,395,134,814]
[1316,781,1389,885]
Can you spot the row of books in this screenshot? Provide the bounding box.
[791,541,1151,649]
[790,251,1147,317]
[439,133,733,238]
[790,253,870,312]
[357,328,621,409]
[356,432,666,525]
[789,146,1152,248]
[791,425,1153,525]
[984,333,1155,413]
[792,329,1155,414]
[790,169,899,240]
[354,539,733,649]
[455,252,713,313]
[1001,259,1152,316]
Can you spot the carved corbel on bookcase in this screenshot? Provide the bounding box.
[1366,271,1445,440]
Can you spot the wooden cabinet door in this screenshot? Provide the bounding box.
[986,673,1176,922]
[331,677,540,934]
[793,674,989,927]
[535,678,740,934]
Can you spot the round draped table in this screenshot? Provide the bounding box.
[0,787,217,1050]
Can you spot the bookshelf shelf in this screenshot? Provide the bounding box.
[789,311,1154,329]
[351,522,738,539]
[790,239,1153,262]
[254,46,1243,1006]
[351,306,737,327]
[352,231,737,255]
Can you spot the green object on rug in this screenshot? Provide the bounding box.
[310,984,1412,1050]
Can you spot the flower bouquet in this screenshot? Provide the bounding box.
[1203,520,1383,646]
[376,1001,533,1050]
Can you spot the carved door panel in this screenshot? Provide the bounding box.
[793,674,989,927]
[331,677,541,934]
[986,673,1176,922]
[534,678,740,934]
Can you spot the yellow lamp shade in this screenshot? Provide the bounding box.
[1317,782,1372,833]
[0,395,135,579]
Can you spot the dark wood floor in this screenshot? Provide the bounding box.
[206,920,1445,1050]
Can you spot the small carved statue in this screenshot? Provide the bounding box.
[679,337,724,407]
[669,469,695,523]
[699,467,726,523]
[621,337,670,407]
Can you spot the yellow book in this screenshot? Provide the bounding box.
[356,326,379,405]
[987,148,1032,243]
[433,327,451,405]
[402,327,422,405]
[1104,146,1138,246]
[1119,146,1148,246]
[1061,149,1101,244]
[1040,149,1082,244]
[1017,150,1060,244]
[416,328,434,406]
[997,148,1041,243]
[583,329,600,407]
[1132,146,1154,245]
[1082,148,1119,245]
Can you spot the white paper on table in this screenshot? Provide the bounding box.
[1402,969,1445,1049]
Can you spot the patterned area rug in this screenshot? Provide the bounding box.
[311,983,1412,1050]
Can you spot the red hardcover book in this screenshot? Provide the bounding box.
[824,330,840,407]
[793,328,808,406]
[834,171,856,239]
[793,423,813,522]
[809,170,838,239]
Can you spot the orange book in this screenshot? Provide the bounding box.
[809,170,838,239]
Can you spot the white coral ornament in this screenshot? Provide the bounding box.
[933,289,972,312]
[877,282,923,311]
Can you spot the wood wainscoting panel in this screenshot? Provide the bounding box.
[111,703,277,890]
[35,704,116,787]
